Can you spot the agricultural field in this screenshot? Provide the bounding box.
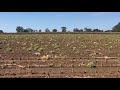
[0,33,120,78]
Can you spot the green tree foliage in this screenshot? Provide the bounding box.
[79,29,83,32]
[61,27,67,32]
[93,29,103,32]
[73,28,79,32]
[73,28,83,32]
[112,22,120,32]
[45,28,50,32]
[39,29,41,32]
[0,30,4,33]
[105,30,112,32]
[26,28,33,32]
[16,26,24,32]
[23,29,28,32]
[52,29,57,32]
[84,28,92,32]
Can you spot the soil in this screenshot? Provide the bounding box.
[0,34,120,78]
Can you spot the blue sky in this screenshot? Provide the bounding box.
[0,12,120,32]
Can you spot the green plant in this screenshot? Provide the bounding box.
[89,51,99,56]
[37,47,44,52]
[73,47,76,51]
[87,61,96,68]
[52,43,60,49]
[27,47,32,51]
[50,50,56,54]
[34,44,38,47]
[49,63,54,67]
[6,47,12,52]
[34,46,39,51]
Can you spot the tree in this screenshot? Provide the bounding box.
[105,30,112,32]
[79,29,83,32]
[73,28,79,32]
[39,29,41,32]
[100,30,103,32]
[61,27,67,32]
[32,30,37,32]
[23,29,28,32]
[16,26,24,32]
[84,27,87,32]
[112,22,120,32]
[26,28,33,33]
[84,28,92,32]
[33,30,36,32]
[93,29,99,32]
[45,28,50,32]
[0,30,3,33]
[52,29,57,32]
[92,28,104,32]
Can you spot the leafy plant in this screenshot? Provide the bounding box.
[34,46,39,51]
[37,47,44,52]
[89,51,99,56]
[87,61,96,68]
[49,63,54,67]
[6,47,12,52]
[27,47,32,51]
[52,43,60,49]
[73,47,76,51]
[41,55,50,60]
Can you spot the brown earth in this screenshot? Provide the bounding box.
[0,34,120,78]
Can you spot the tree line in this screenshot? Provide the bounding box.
[15,26,108,33]
[16,22,120,33]
[1,22,120,33]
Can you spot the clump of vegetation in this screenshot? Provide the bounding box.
[6,47,12,52]
[34,46,39,51]
[27,47,32,51]
[49,63,55,67]
[73,47,76,51]
[87,61,96,68]
[50,50,56,54]
[37,47,44,52]
[89,51,99,56]
[52,43,60,49]
[41,55,50,60]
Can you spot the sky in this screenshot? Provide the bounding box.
[0,12,120,32]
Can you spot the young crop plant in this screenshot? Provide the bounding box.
[49,63,55,67]
[52,43,60,49]
[73,47,76,51]
[34,46,39,51]
[6,47,12,52]
[87,61,96,68]
[89,51,99,56]
[27,47,32,51]
[37,47,44,53]
[41,55,50,60]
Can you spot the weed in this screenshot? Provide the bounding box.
[52,43,60,49]
[27,47,32,51]
[34,46,39,51]
[87,61,96,68]
[49,63,54,67]
[37,47,44,52]
[73,47,76,51]
[6,47,12,52]
[41,55,50,60]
